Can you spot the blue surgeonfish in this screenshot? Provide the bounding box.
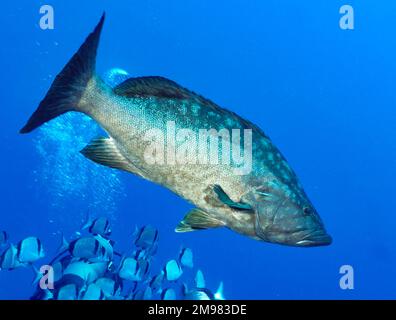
[149,272,164,294]
[82,214,112,237]
[161,288,177,300]
[61,235,113,262]
[68,237,103,260]
[164,259,183,281]
[179,248,193,269]
[134,225,159,252]
[20,14,331,247]
[80,283,105,300]
[194,269,205,289]
[117,256,150,282]
[63,260,108,284]
[55,274,85,300]
[118,257,140,281]
[18,219,228,300]
[17,237,45,264]
[0,244,23,270]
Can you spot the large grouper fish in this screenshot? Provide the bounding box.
[20,14,332,247]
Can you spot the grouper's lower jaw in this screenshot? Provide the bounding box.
[294,230,333,247]
[256,229,332,247]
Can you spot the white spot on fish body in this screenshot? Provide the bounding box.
[191,104,200,115]
[225,118,235,127]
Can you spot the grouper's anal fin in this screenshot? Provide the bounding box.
[175,208,225,233]
[80,137,146,177]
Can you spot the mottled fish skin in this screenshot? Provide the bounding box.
[79,79,261,224]
[20,15,331,247]
[78,77,331,246]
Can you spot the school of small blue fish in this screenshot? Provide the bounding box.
[0,218,224,300]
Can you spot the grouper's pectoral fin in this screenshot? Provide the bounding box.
[175,208,225,233]
[212,185,253,211]
[80,137,146,178]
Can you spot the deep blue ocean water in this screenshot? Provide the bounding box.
[0,0,395,299]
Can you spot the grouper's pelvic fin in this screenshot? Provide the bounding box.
[19,13,105,133]
[175,208,225,233]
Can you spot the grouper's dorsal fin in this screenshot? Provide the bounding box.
[80,137,146,178]
[113,76,220,108]
[114,76,190,99]
[114,76,270,138]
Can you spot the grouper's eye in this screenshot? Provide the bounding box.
[303,207,312,215]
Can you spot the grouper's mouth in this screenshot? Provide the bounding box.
[294,230,333,247]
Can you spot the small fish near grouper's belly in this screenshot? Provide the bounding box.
[19,14,332,247]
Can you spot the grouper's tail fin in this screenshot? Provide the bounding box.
[20,13,105,134]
